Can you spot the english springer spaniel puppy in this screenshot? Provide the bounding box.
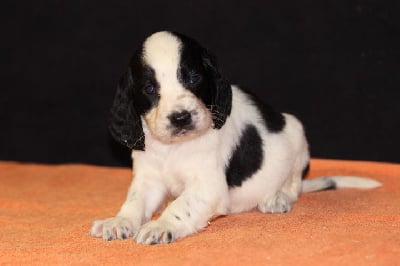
[90,31,382,244]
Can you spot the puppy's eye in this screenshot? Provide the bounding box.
[143,84,156,95]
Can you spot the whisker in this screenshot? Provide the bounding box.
[132,134,145,147]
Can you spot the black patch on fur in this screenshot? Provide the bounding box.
[245,91,286,133]
[226,125,264,187]
[302,162,310,179]
[109,45,161,151]
[174,215,181,221]
[129,50,161,115]
[173,32,232,129]
[109,65,145,150]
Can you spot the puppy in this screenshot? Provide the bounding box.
[90,31,382,244]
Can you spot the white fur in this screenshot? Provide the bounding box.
[302,176,382,193]
[90,31,381,244]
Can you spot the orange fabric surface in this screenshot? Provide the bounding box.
[0,159,399,265]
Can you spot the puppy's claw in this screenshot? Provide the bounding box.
[134,220,176,245]
[90,217,135,241]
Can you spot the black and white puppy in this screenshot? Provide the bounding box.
[90,31,381,244]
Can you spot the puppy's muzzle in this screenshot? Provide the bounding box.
[169,110,192,129]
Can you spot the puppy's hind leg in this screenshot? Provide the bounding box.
[257,166,304,214]
[257,190,293,214]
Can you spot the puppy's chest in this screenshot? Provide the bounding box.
[143,132,225,196]
[153,149,207,196]
[159,162,195,198]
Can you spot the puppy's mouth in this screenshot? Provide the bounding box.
[163,122,208,143]
[170,124,196,136]
[145,105,213,144]
[152,120,210,144]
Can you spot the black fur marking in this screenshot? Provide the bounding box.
[174,215,181,221]
[246,92,286,133]
[302,162,310,179]
[226,125,264,187]
[130,61,160,116]
[109,67,146,151]
[173,32,232,129]
[109,44,162,151]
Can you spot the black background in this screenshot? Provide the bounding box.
[2,0,399,166]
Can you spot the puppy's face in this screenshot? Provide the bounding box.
[110,31,232,150]
[137,32,212,143]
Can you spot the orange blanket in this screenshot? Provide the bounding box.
[1,159,399,265]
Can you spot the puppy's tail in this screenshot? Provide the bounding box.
[301,176,382,193]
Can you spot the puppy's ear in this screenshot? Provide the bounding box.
[109,68,145,150]
[202,50,232,129]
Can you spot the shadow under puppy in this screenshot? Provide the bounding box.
[90,31,382,244]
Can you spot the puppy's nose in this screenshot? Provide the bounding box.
[169,110,192,128]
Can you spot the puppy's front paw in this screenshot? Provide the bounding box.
[134,220,176,245]
[90,217,135,241]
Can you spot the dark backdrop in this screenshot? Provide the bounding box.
[2,0,399,166]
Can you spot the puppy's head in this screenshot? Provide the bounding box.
[110,31,232,150]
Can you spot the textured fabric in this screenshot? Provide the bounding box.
[0,159,399,265]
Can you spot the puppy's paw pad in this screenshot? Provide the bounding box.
[134,220,175,245]
[258,191,292,214]
[90,217,135,241]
